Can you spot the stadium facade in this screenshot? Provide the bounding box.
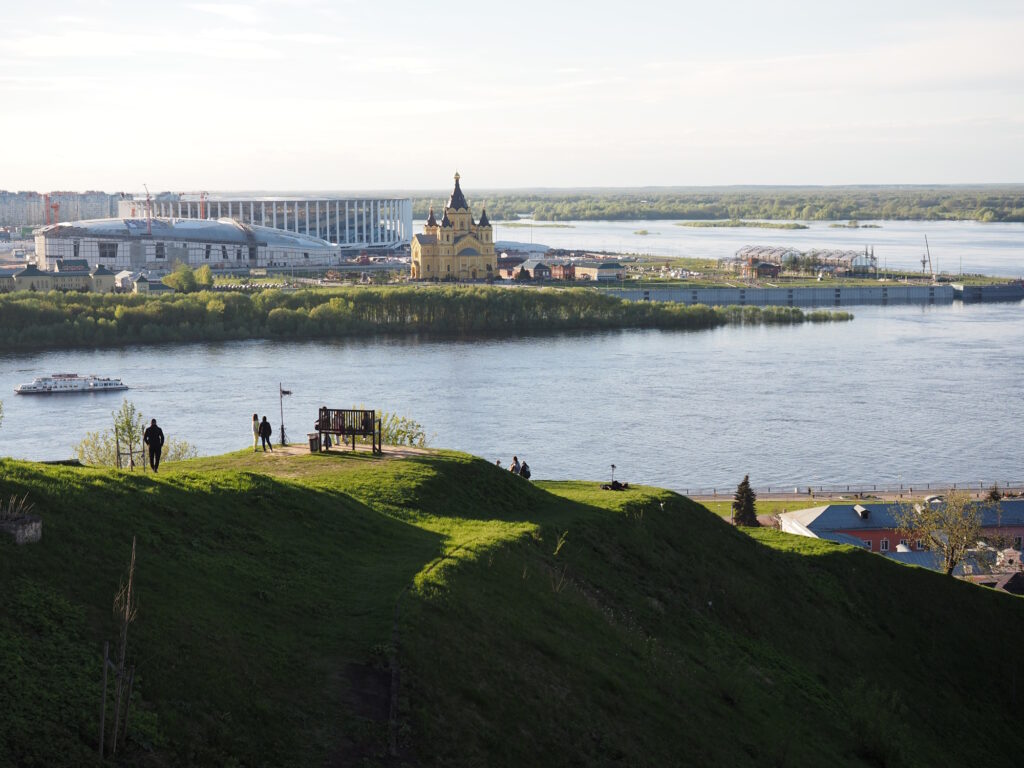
[35,217,343,271]
[118,194,411,250]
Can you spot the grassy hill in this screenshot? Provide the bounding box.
[0,448,1021,766]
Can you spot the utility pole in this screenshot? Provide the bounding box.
[279,383,292,446]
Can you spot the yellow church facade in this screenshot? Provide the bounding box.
[411,173,496,281]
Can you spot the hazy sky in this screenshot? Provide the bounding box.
[2,0,1023,191]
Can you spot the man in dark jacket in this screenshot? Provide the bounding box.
[143,418,165,472]
[258,416,273,452]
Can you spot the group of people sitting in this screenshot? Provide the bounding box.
[500,455,531,480]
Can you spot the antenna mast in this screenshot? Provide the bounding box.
[924,235,933,278]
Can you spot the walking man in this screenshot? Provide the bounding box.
[143,418,165,472]
[258,415,274,452]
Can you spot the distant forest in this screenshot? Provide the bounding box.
[409,186,1024,223]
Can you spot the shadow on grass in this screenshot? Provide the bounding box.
[0,458,445,767]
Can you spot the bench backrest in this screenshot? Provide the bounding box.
[318,408,376,435]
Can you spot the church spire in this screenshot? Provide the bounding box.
[446,170,468,211]
[478,207,490,227]
[426,205,437,226]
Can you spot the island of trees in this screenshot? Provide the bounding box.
[0,286,851,352]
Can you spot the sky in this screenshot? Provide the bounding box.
[2,0,1023,191]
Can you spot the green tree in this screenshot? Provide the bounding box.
[194,264,214,288]
[163,263,198,293]
[732,475,759,526]
[895,491,986,576]
[75,400,197,468]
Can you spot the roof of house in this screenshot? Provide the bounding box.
[520,258,551,271]
[576,260,623,270]
[91,265,114,276]
[413,234,437,246]
[54,259,91,272]
[16,264,46,277]
[780,500,1024,536]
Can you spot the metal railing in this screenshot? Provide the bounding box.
[683,480,1024,499]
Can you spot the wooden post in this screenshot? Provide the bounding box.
[99,641,109,760]
[121,666,135,747]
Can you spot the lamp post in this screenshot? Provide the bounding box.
[279,383,292,446]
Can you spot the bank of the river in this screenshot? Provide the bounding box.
[2,450,1022,766]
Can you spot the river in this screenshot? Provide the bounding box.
[1,300,1021,491]
[486,218,1024,277]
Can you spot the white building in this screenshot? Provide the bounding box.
[35,217,343,271]
[118,193,412,251]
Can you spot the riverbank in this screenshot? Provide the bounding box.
[2,449,1022,765]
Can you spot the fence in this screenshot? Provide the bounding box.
[684,479,1024,499]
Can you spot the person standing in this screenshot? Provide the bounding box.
[143,418,165,472]
[252,413,260,452]
[258,416,273,452]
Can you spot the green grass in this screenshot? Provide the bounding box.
[1,450,1022,766]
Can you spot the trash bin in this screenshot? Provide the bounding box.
[307,433,321,453]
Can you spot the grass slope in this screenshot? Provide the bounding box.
[0,450,1021,767]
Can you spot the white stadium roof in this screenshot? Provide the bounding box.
[36,218,337,249]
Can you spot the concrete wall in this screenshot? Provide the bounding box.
[607,283,955,307]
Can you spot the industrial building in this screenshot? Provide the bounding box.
[723,245,877,275]
[118,193,412,251]
[35,217,343,271]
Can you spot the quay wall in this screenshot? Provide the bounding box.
[606,284,955,307]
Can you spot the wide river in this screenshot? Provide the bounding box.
[489,218,1024,277]
[1,301,1021,491]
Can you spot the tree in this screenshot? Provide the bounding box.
[75,400,197,468]
[732,475,759,526]
[163,263,198,293]
[194,264,214,289]
[895,491,986,576]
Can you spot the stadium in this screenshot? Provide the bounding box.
[118,193,411,251]
[35,217,344,271]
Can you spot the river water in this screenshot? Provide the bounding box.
[1,301,1021,491]
[488,219,1024,277]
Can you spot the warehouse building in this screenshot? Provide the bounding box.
[35,217,343,271]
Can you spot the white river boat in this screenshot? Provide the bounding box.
[14,373,128,395]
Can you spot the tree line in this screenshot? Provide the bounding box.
[411,186,1024,222]
[0,286,851,352]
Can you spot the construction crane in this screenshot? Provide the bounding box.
[143,184,153,235]
[921,235,934,277]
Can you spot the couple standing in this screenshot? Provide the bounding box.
[252,413,274,451]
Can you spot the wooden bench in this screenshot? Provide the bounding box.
[317,408,382,454]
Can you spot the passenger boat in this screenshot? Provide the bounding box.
[14,373,128,394]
